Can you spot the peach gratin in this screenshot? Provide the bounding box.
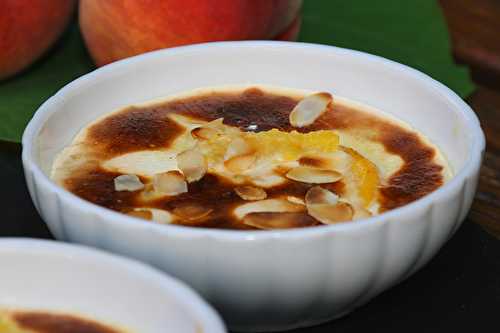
[51,86,451,230]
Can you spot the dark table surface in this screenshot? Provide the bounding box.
[2,1,500,332]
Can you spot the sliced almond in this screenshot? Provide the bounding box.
[273,161,300,175]
[234,198,305,220]
[104,151,178,177]
[224,154,256,174]
[172,204,213,221]
[114,174,145,192]
[207,117,225,129]
[307,201,354,224]
[127,208,173,224]
[191,118,225,140]
[191,127,219,140]
[250,173,286,188]
[305,186,339,205]
[126,210,152,220]
[286,166,342,184]
[224,137,254,161]
[234,186,267,201]
[286,196,305,206]
[177,148,207,182]
[299,150,352,172]
[305,186,354,224]
[243,212,316,229]
[353,205,373,220]
[153,171,188,196]
[289,92,333,127]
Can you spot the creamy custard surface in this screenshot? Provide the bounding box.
[51,86,451,230]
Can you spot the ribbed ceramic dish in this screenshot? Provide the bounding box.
[22,41,485,332]
[0,238,225,333]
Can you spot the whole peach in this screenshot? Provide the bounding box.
[0,0,76,80]
[79,0,302,66]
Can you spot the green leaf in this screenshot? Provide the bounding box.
[299,0,474,98]
[0,23,95,143]
[0,1,474,143]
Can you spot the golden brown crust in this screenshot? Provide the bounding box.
[87,106,183,155]
[319,103,444,210]
[12,311,121,333]
[60,87,446,228]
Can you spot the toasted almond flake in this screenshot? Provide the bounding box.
[234,198,305,220]
[307,201,354,224]
[177,148,207,182]
[243,163,288,187]
[243,212,316,229]
[250,173,286,188]
[126,210,152,220]
[153,170,188,195]
[286,196,305,205]
[224,137,254,161]
[104,151,177,177]
[235,186,267,201]
[224,154,256,173]
[305,186,353,224]
[329,150,354,172]
[353,206,373,220]
[299,150,352,172]
[273,161,300,175]
[190,118,225,140]
[286,166,342,184]
[191,126,219,140]
[173,204,213,221]
[207,117,225,128]
[305,186,339,205]
[289,92,333,127]
[127,208,173,224]
[114,174,145,192]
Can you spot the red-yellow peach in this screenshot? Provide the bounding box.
[79,0,302,66]
[0,0,76,80]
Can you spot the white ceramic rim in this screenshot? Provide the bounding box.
[0,238,226,332]
[21,41,486,241]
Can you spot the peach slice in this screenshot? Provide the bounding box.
[343,147,380,207]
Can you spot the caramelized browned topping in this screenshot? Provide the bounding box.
[64,169,138,211]
[13,311,122,333]
[62,87,445,229]
[243,212,318,229]
[167,88,299,132]
[378,131,443,210]
[126,209,153,220]
[317,102,444,210]
[87,106,183,156]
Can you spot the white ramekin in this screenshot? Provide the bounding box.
[22,41,485,332]
[0,238,225,332]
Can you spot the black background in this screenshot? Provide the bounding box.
[2,143,499,332]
